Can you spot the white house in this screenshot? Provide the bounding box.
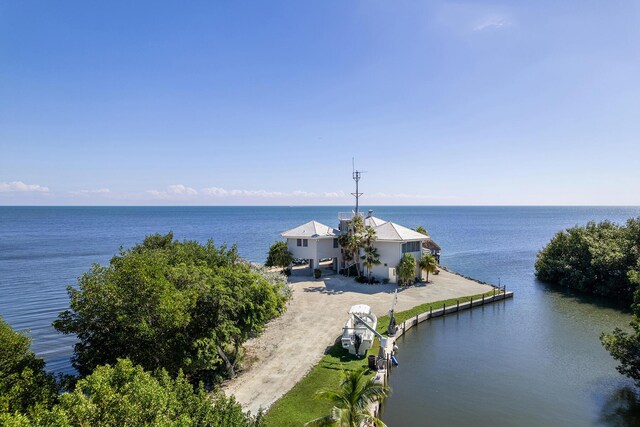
[280,220,341,271]
[280,211,437,283]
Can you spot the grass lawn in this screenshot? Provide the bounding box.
[263,289,500,426]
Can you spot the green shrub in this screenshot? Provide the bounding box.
[535,218,640,302]
[54,233,289,383]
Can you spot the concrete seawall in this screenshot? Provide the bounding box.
[395,290,514,338]
[371,290,515,419]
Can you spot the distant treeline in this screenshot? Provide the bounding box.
[535,218,640,303]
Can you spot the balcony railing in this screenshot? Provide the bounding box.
[338,212,365,221]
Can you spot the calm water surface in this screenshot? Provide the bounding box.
[1,206,639,425]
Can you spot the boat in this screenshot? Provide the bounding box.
[341,304,378,356]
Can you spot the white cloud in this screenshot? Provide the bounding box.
[0,181,49,193]
[167,184,197,195]
[201,187,228,197]
[78,188,111,194]
[148,184,198,199]
[474,16,512,31]
[322,191,347,198]
[200,187,347,199]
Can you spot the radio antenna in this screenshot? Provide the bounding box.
[351,158,366,214]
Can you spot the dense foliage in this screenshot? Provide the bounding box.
[535,218,640,302]
[601,260,640,386]
[396,253,416,286]
[0,317,58,416]
[54,232,289,383]
[265,241,293,273]
[0,358,263,427]
[339,216,380,280]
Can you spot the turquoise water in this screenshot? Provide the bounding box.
[1,206,639,425]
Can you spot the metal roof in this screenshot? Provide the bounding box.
[280,220,339,239]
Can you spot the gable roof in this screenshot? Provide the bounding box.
[364,216,387,227]
[373,221,429,242]
[281,220,339,239]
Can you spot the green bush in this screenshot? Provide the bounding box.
[535,218,640,302]
[0,317,58,416]
[265,241,293,273]
[54,232,289,383]
[313,268,322,279]
[0,358,263,427]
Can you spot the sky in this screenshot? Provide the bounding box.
[1,1,639,206]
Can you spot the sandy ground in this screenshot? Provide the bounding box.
[222,270,494,415]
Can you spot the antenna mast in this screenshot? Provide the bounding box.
[351,158,365,214]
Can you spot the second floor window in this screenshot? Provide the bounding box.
[402,241,421,253]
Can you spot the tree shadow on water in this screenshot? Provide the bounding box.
[598,385,640,427]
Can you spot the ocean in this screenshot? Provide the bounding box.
[1,206,639,425]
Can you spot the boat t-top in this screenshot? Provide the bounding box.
[341,304,378,357]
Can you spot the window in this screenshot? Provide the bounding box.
[333,238,339,248]
[303,239,308,247]
[297,239,302,247]
[402,241,421,253]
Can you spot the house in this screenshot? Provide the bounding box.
[280,220,341,271]
[280,210,439,283]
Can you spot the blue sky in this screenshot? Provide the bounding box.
[1,1,639,205]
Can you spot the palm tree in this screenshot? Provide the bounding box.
[415,226,428,236]
[339,216,366,277]
[339,233,363,277]
[418,253,438,283]
[362,226,377,247]
[396,253,416,286]
[305,368,390,427]
[361,245,381,282]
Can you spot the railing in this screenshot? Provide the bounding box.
[338,212,365,221]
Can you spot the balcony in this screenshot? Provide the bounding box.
[338,212,365,221]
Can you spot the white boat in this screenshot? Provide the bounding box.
[341,304,378,356]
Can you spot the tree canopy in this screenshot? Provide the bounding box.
[535,218,640,302]
[265,241,293,272]
[601,258,640,386]
[535,218,640,386]
[54,232,289,383]
[0,317,58,416]
[0,358,263,427]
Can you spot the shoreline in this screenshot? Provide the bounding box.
[222,268,496,415]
